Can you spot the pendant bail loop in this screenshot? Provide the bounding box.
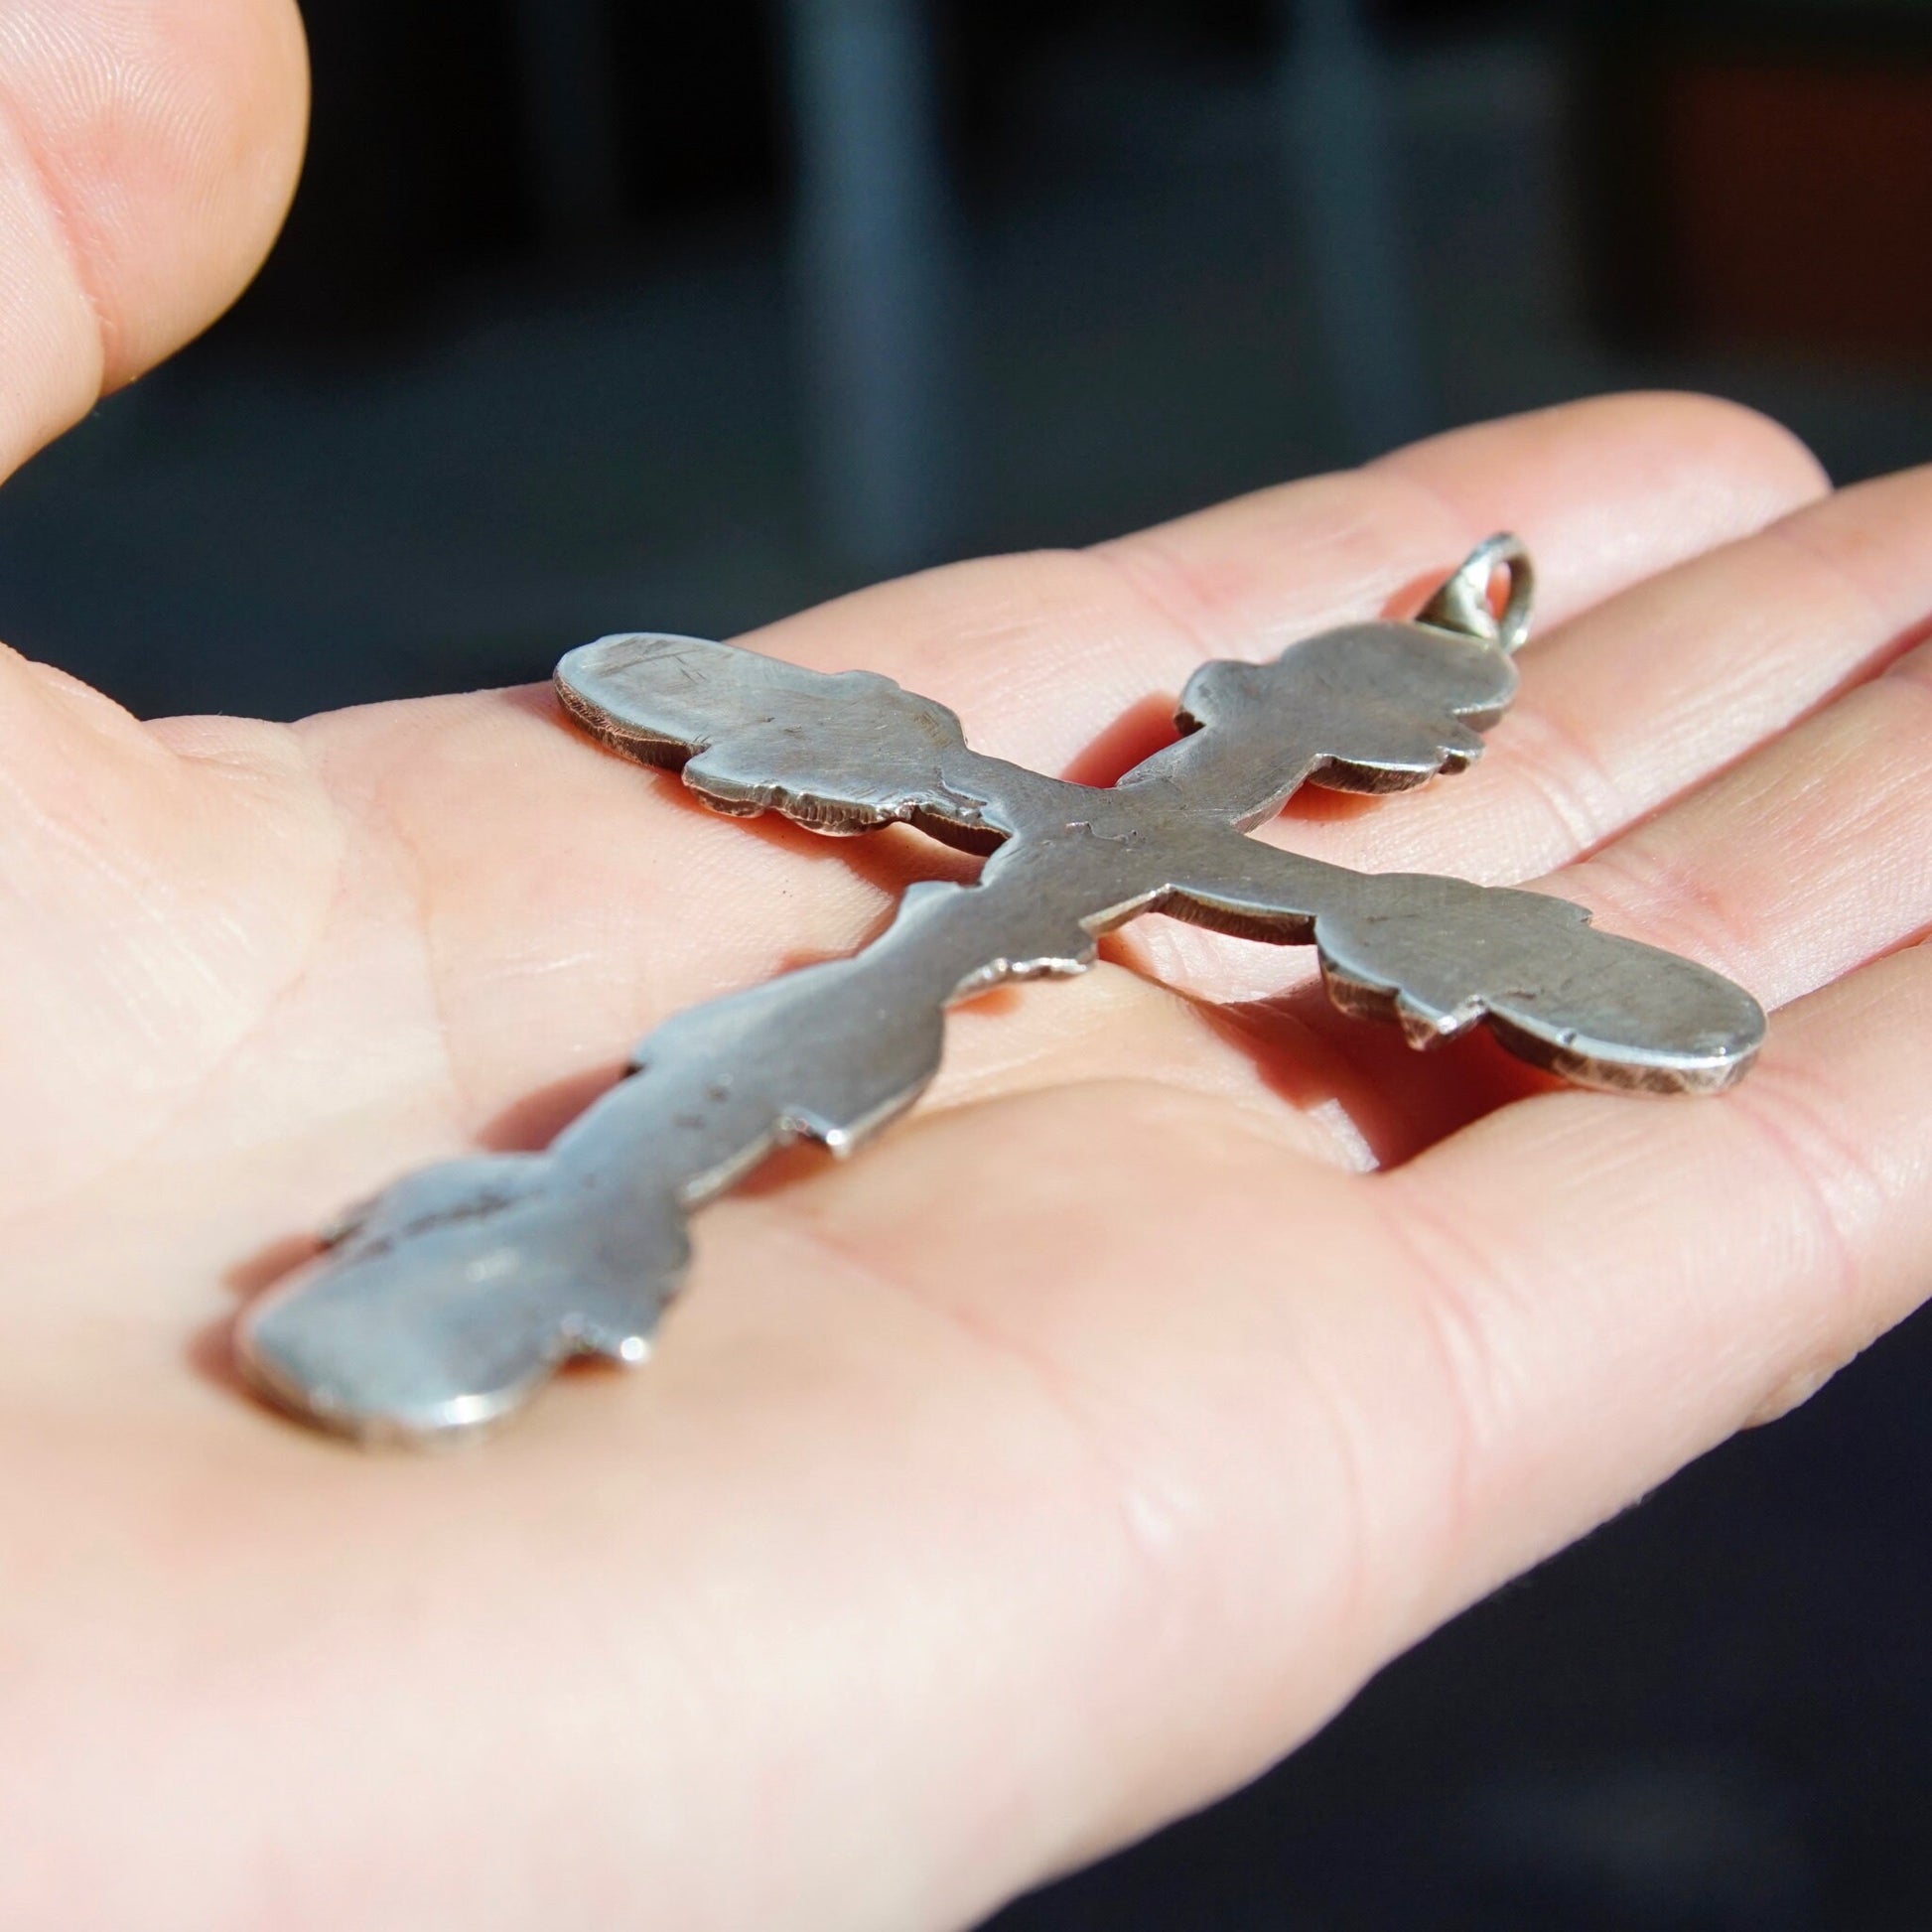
[1418,532,1535,656]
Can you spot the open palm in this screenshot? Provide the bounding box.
[6,7,1932,1930]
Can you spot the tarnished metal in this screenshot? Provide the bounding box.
[236,538,1764,1444]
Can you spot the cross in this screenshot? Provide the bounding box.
[237,538,1764,1444]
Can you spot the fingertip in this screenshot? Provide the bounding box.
[1598,388,1832,510]
[1397,388,1827,496]
[173,0,311,357]
[0,0,310,464]
[86,0,312,388]
[1378,390,1831,623]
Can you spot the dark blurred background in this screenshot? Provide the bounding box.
[16,0,1932,1922]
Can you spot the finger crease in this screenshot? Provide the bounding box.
[1718,1056,1885,1351]
[1490,696,1623,859]
[768,1192,1209,1598]
[1569,836,1763,990]
[1362,1172,1513,1594]
[0,80,111,379]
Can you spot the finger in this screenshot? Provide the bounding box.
[1568,624,1932,1009]
[1276,462,1932,1156]
[0,0,307,476]
[1388,937,1932,1636]
[1260,457,1932,889]
[1460,464,1932,1034]
[1369,459,1932,1606]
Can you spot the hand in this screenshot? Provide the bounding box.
[5,7,1931,1929]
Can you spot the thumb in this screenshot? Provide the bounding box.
[0,0,308,477]
[0,0,315,1199]
[0,0,311,834]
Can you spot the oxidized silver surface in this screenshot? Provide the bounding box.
[236,538,1765,1444]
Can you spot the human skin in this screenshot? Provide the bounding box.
[1,4,1931,1928]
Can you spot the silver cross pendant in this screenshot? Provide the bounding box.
[237,538,1764,1444]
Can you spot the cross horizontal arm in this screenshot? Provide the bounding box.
[556,632,1061,849]
[1164,835,1766,1093]
[557,603,1527,851]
